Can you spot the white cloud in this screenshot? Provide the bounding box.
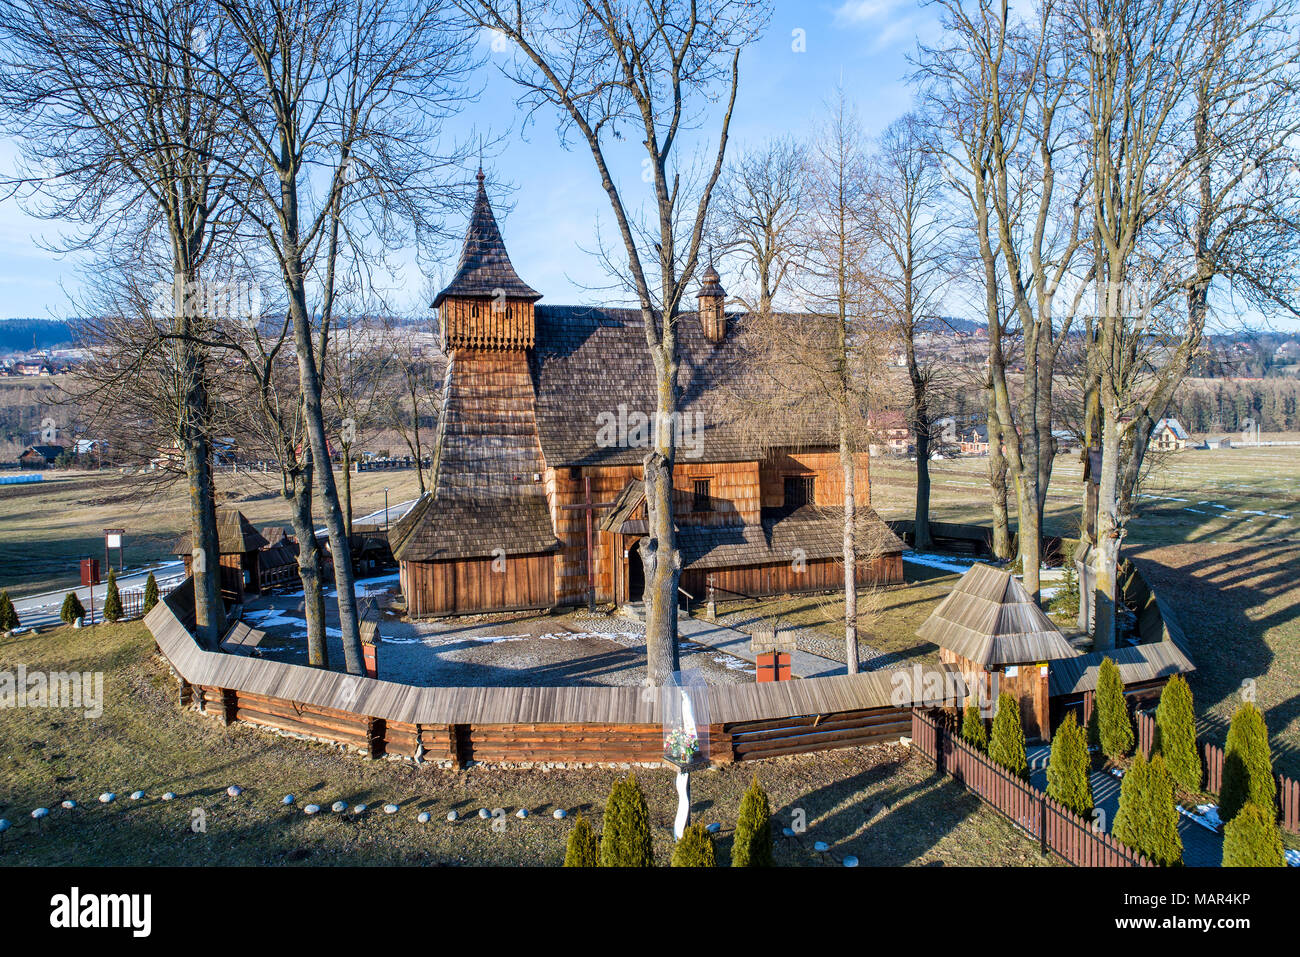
[832,0,910,26]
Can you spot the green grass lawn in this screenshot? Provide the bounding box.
[1129,542,1300,785]
[0,619,1051,866]
[869,444,1300,548]
[0,468,424,598]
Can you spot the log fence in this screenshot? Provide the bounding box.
[149,579,921,766]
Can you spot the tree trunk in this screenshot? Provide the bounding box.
[840,412,859,674]
[177,287,221,649]
[913,427,932,551]
[286,269,365,675]
[184,434,222,648]
[341,444,353,539]
[988,400,1013,560]
[1093,398,1122,652]
[641,449,681,684]
[287,462,328,669]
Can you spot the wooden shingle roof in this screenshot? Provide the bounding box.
[431,170,541,308]
[679,506,904,569]
[530,306,840,468]
[389,350,559,562]
[916,562,1078,667]
[175,507,268,555]
[1048,641,1194,697]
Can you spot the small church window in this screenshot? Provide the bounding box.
[784,474,814,509]
[693,479,711,511]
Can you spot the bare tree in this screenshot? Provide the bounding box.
[712,135,805,314]
[459,0,767,685]
[869,111,953,553]
[920,0,1093,604]
[206,0,477,673]
[376,314,444,497]
[0,0,248,647]
[788,90,876,672]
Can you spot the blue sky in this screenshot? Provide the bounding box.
[0,1,939,321]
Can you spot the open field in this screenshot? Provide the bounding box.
[1130,541,1300,784]
[0,467,424,598]
[0,620,1050,867]
[870,443,1300,548]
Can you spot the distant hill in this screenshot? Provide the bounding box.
[0,318,76,352]
[918,316,985,335]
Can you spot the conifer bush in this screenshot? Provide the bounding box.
[671,822,717,867]
[563,814,599,867]
[599,775,653,867]
[1220,702,1276,822]
[988,693,1027,779]
[0,590,19,632]
[60,591,85,625]
[102,570,123,623]
[1046,712,1093,817]
[1221,801,1285,867]
[1154,675,1201,793]
[960,702,988,752]
[1114,752,1183,866]
[1096,657,1134,760]
[732,775,773,867]
[1086,703,1100,753]
[143,572,160,613]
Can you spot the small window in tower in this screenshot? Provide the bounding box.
[783,474,814,509]
[693,479,712,511]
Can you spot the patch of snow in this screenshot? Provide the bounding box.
[903,552,981,574]
[1177,803,1223,833]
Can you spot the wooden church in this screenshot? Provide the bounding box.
[390,170,905,617]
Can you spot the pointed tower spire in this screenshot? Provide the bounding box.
[433,169,542,351]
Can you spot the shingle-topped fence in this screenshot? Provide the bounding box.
[146,579,935,766]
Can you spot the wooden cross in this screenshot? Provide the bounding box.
[560,476,616,612]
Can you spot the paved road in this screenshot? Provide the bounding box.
[10,561,187,629]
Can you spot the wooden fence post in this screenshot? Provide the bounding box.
[1039,797,1048,857]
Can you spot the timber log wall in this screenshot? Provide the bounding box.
[148,581,925,766]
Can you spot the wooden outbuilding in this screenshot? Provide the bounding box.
[176,508,269,603]
[917,562,1079,741]
[390,169,905,618]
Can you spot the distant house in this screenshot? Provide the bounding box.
[960,424,989,456]
[932,416,959,447]
[1151,417,1189,452]
[869,411,912,456]
[1274,340,1300,363]
[14,359,52,376]
[18,444,65,469]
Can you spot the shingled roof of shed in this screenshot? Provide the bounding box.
[431,170,542,308]
[175,508,268,556]
[916,562,1078,667]
[530,306,840,467]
